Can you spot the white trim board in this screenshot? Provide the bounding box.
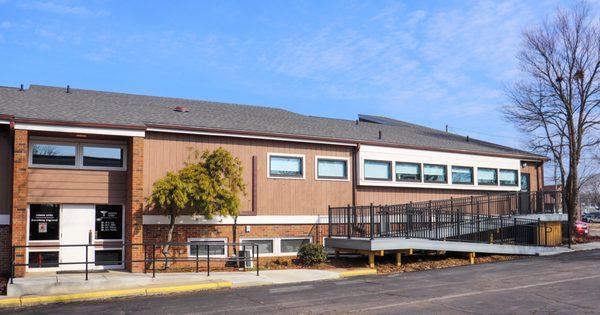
[0,119,9,125]
[15,123,146,138]
[0,214,9,225]
[143,215,329,225]
[146,127,356,147]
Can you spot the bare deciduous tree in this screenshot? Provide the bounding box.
[505,2,600,238]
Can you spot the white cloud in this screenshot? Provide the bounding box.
[20,1,109,17]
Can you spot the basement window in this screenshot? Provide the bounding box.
[188,238,227,258]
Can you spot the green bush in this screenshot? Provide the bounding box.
[297,243,327,265]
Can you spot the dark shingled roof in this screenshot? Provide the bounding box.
[0,85,545,160]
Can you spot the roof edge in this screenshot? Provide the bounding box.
[145,123,549,161]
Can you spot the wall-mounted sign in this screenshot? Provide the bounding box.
[29,204,60,241]
[95,205,123,240]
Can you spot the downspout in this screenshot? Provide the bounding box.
[352,144,360,206]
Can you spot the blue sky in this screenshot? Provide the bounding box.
[1,0,598,149]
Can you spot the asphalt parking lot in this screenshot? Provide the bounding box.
[10,249,600,314]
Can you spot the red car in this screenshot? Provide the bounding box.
[575,221,589,236]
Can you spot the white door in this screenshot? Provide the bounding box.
[60,204,95,271]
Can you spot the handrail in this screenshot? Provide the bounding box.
[328,191,562,247]
[10,241,260,284]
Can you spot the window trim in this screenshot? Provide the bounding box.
[29,138,127,171]
[451,165,474,185]
[279,237,312,255]
[423,164,448,184]
[315,156,350,181]
[267,153,306,180]
[477,167,499,186]
[395,162,422,182]
[94,248,124,268]
[363,159,393,181]
[187,238,228,258]
[499,169,519,187]
[80,142,127,171]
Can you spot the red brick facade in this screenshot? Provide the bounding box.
[11,129,28,277]
[142,223,326,270]
[125,137,145,272]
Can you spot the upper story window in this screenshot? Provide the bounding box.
[364,160,392,181]
[268,154,304,179]
[395,162,421,182]
[451,166,474,185]
[478,168,498,185]
[499,169,518,186]
[83,145,124,168]
[30,139,127,171]
[424,164,447,183]
[31,143,77,167]
[316,157,348,180]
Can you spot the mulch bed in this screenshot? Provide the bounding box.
[0,276,7,296]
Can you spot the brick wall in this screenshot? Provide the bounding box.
[142,223,326,270]
[11,129,28,277]
[125,137,145,272]
[0,225,10,276]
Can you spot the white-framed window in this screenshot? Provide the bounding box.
[315,156,349,181]
[267,153,305,179]
[187,238,228,258]
[395,162,421,182]
[499,169,519,186]
[424,164,447,183]
[240,237,312,256]
[364,160,392,181]
[280,237,311,254]
[29,138,127,171]
[240,238,275,256]
[478,168,498,185]
[451,166,474,185]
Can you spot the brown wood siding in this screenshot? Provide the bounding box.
[143,132,354,216]
[356,186,495,206]
[28,168,127,204]
[0,127,10,214]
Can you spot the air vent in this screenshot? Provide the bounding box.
[173,106,189,113]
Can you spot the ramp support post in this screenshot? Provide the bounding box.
[368,253,375,269]
[469,252,476,265]
[395,252,402,267]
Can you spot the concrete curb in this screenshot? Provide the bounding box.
[339,268,377,278]
[0,281,232,308]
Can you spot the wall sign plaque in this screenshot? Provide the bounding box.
[95,205,123,240]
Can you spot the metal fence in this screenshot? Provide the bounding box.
[328,190,562,247]
[10,241,260,284]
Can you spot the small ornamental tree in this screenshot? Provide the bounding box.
[149,147,246,265]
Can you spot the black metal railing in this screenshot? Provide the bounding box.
[328,190,562,246]
[10,241,260,284]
